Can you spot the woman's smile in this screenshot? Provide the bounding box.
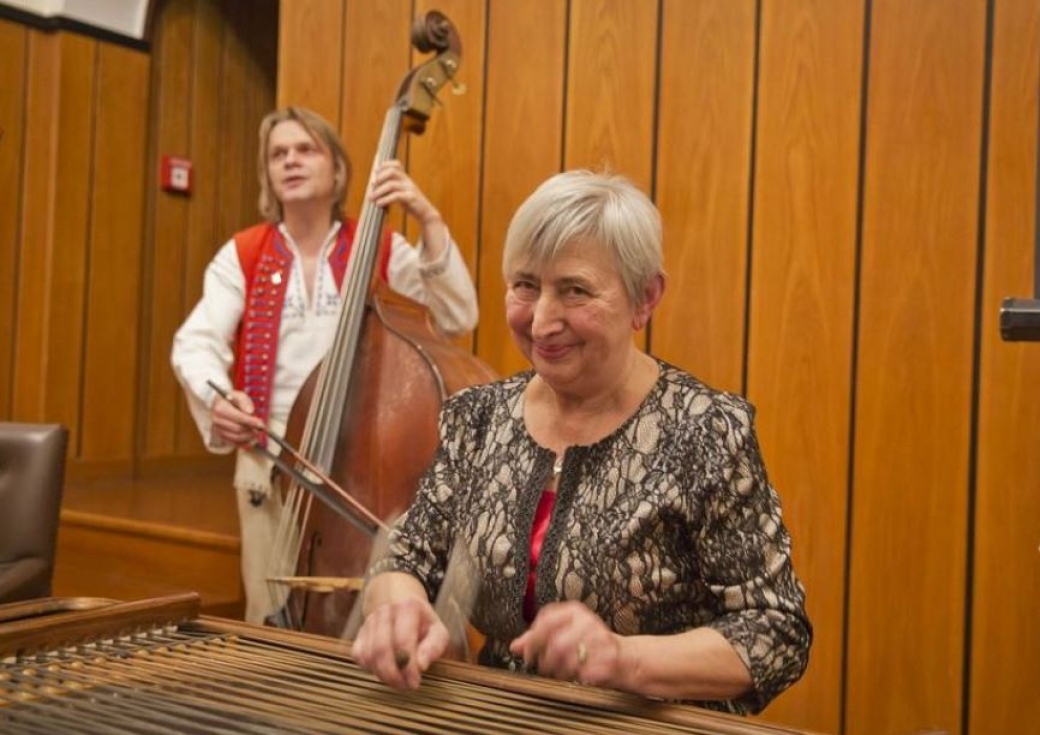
[533,342,573,361]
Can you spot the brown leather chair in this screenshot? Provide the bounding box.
[0,423,67,603]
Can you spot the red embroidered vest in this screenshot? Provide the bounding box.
[231,220,392,424]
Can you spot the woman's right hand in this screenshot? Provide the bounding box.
[210,390,265,447]
[353,596,450,690]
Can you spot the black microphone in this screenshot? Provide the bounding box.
[999,298,1040,342]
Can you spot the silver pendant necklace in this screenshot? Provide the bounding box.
[553,453,565,475]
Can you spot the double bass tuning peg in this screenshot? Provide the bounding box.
[424,76,470,97]
[421,78,444,107]
[442,58,465,95]
[422,76,466,101]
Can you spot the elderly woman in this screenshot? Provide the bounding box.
[352,171,811,714]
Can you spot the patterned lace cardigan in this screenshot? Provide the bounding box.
[370,359,811,714]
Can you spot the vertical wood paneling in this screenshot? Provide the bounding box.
[277,0,344,123]
[339,1,412,219]
[410,0,487,353]
[847,1,986,733]
[476,0,568,378]
[565,0,658,188]
[46,34,96,453]
[746,2,864,732]
[80,44,150,460]
[215,4,255,245]
[0,20,27,419]
[973,0,1040,731]
[652,0,756,394]
[241,0,278,220]
[144,0,194,457]
[176,0,225,454]
[216,1,275,326]
[14,32,95,451]
[13,31,59,424]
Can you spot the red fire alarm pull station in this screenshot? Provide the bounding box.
[161,155,193,194]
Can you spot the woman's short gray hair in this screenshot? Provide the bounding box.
[502,171,663,304]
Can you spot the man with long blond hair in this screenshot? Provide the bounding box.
[172,107,478,623]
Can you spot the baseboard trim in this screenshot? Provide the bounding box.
[61,509,239,551]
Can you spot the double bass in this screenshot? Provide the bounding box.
[268,11,495,637]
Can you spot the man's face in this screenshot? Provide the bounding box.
[266,120,336,211]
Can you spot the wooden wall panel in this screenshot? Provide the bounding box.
[846,1,986,733]
[214,3,258,246]
[339,1,411,219]
[409,0,486,335]
[0,20,27,419]
[746,1,864,732]
[80,44,151,461]
[239,0,278,220]
[565,0,657,187]
[10,31,59,425]
[144,0,194,457]
[652,0,755,394]
[45,34,96,453]
[14,32,96,452]
[972,0,1040,731]
[476,0,567,378]
[277,0,344,123]
[176,0,226,454]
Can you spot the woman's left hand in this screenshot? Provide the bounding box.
[369,160,442,228]
[508,601,623,687]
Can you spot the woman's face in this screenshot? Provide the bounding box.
[505,238,653,397]
[266,120,336,211]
